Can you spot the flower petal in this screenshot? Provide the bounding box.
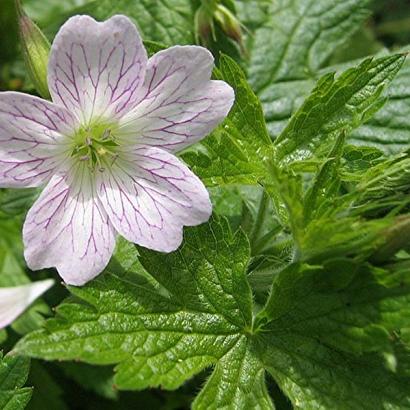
[48,15,147,124]
[97,146,212,252]
[118,46,234,152]
[23,170,116,285]
[0,92,76,187]
[0,279,54,329]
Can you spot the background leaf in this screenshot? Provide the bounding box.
[0,353,32,410]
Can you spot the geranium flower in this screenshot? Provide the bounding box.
[0,279,54,329]
[0,15,234,285]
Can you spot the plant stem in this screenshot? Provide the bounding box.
[250,190,269,251]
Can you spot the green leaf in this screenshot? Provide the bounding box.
[356,151,410,209]
[248,0,373,93]
[192,337,273,410]
[264,162,305,246]
[93,0,195,45]
[41,0,195,46]
[0,189,38,217]
[341,145,384,178]
[24,0,91,26]
[350,52,410,153]
[256,261,410,409]
[246,0,410,154]
[236,0,271,29]
[246,0,373,138]
[209,186,243,220]
[15,215,410,408]
[300,216,389,263]
[266,164,393,265]
[261,331,410,410]
[0,353,32,410]
[264,140,409,267]
[208,186,282,264]
[182,55,274,186]
[274,54,406,161]
[15,217,273,409]
[303,132,345,223]
[0,217,26,287]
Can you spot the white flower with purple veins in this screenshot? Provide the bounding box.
[0,279,54,329]
[0,15,234,285]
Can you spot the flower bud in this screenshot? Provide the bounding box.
[371,215,410,263]
[15,0,50,99]
[195,1,244,53]
[214,4,243,48]
[194,3,216,46]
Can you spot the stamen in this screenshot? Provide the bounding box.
[71,123,119,171]
[111,153,119,165]
[101,129,111,140]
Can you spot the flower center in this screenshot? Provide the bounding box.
[71,123,120,172]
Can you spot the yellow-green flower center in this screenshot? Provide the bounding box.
[71,123,120,171]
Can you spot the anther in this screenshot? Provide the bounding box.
[111,153,119,165]
[101,129,111,140]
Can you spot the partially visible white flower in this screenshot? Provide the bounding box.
[0,279,54,329]
[0,15,234,285]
